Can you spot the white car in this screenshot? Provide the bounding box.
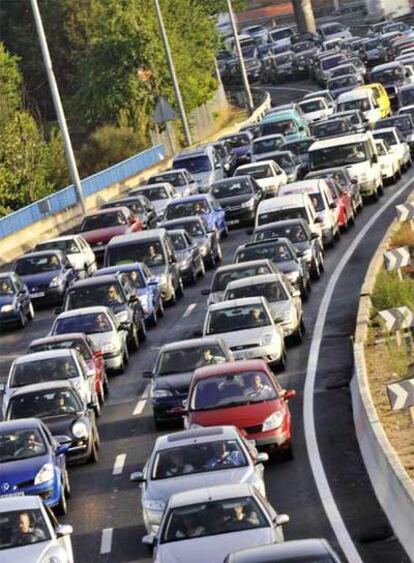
[373,127,411,171]
[336,89,381,126]
[0,495,74,563]
[202,296,286,368]
[224,273,304,343]
[131,426,268,534]
[234,161,287,198]
[1,348,98,418]
[130,182,179,219]
[147,169,199,197]
[145,483,289,563]
[34,235,96,278]
[298,97,333,123]
[374,139,401,184]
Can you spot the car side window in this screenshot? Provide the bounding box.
[184,233,193,246]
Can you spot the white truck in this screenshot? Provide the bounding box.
[365,0,411,22]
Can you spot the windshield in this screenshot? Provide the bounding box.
[242,46,256,59]
[329,75,358,88]
[0,428,47,463]
[331,65,355,77]
[292,41,313,53]
[211,179,253,199]
[300,99,325,112]
[206,304,271,334]
[0,509,51,550]
[173,156,212,174]
[252,136,284,154]
[380,116,412,131]
[258,208,307,225]
[212,265,272,292]
[161,496,267,543]
[310,142,367,169]
[273,154,294,168]
[53,312,113,335]
[8,388,82,419]
[312,120,350,138]
[66,283,125,310]
[255,223,308,244]
[284,139,313,155]
[192,370,277,411]
[270,28,292,40]
[236,164,274,180]
[29,339,92,360]
[376,141,386,155]
[371,67,403,83]
[149,173,185,187]
[165,200,210,220]
[81,212,126,231]
[373,131,397,146]
[226,281,288,303]
[309,170,348,188]
[400,88,414,106]
[158,345,226,375]
[261,120,298,136]
[323,23,344,35]
[338,97,372,112]
[15,255,61,275]
[169,220,205,237]
[107,240,165,267]
[275,54,292,65]
[321,55,345,70]
[113,200,144,214]
[223,135,250,148]
[35,239,79,254]
[0,278,15,296]
[170,233,188,250]
[217,50,233,61]
[10,356,78,388]
[139,187,169,200]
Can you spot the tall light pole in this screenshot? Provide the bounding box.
[292,0,316,35]
[30,0,86,213]
[227,0,254,115]
[153,0,192,147]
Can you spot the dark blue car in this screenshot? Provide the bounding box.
[93,262,164,327]
[0,418,70,515]
[219,131,253,165]
[12,250,77,306]
[163,194,228,239]
[0,272,34,328]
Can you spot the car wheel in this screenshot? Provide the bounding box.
[18,310,27,329]
[139,319,147,342]
[216,244,223,263]
[311,259,321,281]
[154,417,167,431]
[372,186,379,202]
[199,259,206,278]
[55,484,67,516]
[27,302,35,321]
[293,319,305,345]
[99,382,105,405]
[284,441,294,461]
[190,266,198,285]
[88,431,99,464]
[176,277,184,298]
[103,373,110,395]
[64,467,71,498]
[207,252,215,270]
[128,325,140,353]
[222,224,229,238]
[334,227,340,242]
[301,281,309,301]
[158,298,165,317]
[168,286,177,306]
[340,215,348,232]
[149,306,158,328]
[378,182,384,196]
[278,348,287,372]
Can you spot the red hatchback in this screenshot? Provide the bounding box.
[324,177,354,231]
[184,360,296,457]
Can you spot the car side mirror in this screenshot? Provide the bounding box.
[119,321,130,331]
[56,442,70,455]
[329,202,337,209]
[142,533,157,546]
[255,452,269,464]
[0,383,5,394]
[54,307,62,315]
[310,232,319,240]
[93,350,103,359]
[283,389,296,400]
[292,289,301,298]
[315,217,323,224]
[296,251,304,258]
[55,524,73,538]
[193,328,203,337]
[142,370,153,379]
[130,471,145,482]
[372,154,378,164]
[274,514,290,527]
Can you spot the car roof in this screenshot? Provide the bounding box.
[167,228,188,238]
[372,61,402,71]
[155,426,239,450]
[194,359,268,381]
[0,418,43,432]
[68,274,120,288]
[150,169,186,177]
[30,333,89,347]
[94,263,145,275]
[56,305,112,318]
[258,193,310,209]
[14,349,74,364]
[162,217,203,226]
[8,379,74,397]
[373,127,397,134]
[212,260,274,274]
[309,132,371,150]
[0,494,43,513]
[168,483,254,508]
[160,336,229,352]
[17,250,64,260]
[225,273,283,290]
[208,296,267,311]
[236,161,275,170]
[255,218,309,230]
[107,229,167,246]
[36,235,79,243]
[84,207,128,217]
[226,539,335,562]
[169,194,211,203]
[253,134,284,142]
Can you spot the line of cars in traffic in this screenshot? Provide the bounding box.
[2,15,414,562]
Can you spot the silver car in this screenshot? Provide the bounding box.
[144,483,289,563]
[224,538,341,562]
[131,426,269,534]
[0,495,74,562]
[224,273,304,343]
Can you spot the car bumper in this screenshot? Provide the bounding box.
[244,427,290,448]
[0,476,61,507]
[0,310,21,325]
[66,438,92,463]
[152,398,187,421]
[359,178,378,196]
[322,227,334,244]
[28,287,65,304]
[224,208,256,226]
[103,351,123,371]
[230,343,282,363]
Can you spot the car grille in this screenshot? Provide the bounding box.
[30,284,49,292]
[16,478,35,488]
[230,344,258,351]
[244,424,263,434]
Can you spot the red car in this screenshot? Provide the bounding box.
[183,359,296,457]
[27,332,108,406]
[78,206,143,262]
[324,177,354,231]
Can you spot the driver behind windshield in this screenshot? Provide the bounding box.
[13,431,45,458]
[0,279,14,295]
[11,512,47,546]
[245,373,274,400]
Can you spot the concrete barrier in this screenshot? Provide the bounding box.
[352,218,414,560]
[0,88,271,266]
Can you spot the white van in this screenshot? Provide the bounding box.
[308,132,382,199]
[234,160,287,197]
[279,179,339,245]
[255,193,323,247]
[336,89,381,126]
[374,139,401,184]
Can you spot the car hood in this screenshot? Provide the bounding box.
[154,371,193,393]
[0,454,51,489]
[157,528,274,563]
[269,300,294,319]
[87,331,117,350]
[191,398,281,429]
[41,414,77,436]
[175,249,192,264]
[192,171,215,189]
[146,466,254,503]
[1,542,56,563]
[232,146,250,156]
[217,194,253,208]
[19,270,60,287]
[275,260,299,274]
[0,295,15,306]
[152,200,170,215]
[80,225,129,245]
[211,326,272,350]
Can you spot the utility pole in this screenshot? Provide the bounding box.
[153,0,192,147]
[292,0,316,35]
[30,0,86,213]
[227,0,254,115]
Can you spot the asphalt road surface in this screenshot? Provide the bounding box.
[0,79,412,563]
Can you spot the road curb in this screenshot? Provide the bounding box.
[352,209,414,560]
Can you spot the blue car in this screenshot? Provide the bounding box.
[219,131,253,165]
[0,272,35,328]
[163,194,228,239]
[0,418,70,515]
[93,262,164,327]
[12,250,77,305]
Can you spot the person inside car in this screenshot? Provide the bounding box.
[226,504,260,528]
[60,360,77,380]
[193,202,204,215]
[204,442,244,469]
[106,284,122,305]
[0,279,14,295]
[163,449,194,477]
[95,313,111,331]
[54,392,76,414]
[246,373,274,400]
[14,432,44,458]
[249,308,264,326]
[12,512,46,545]
[147,244,163,265]
[49,255,59,268]
[196,348,225,367]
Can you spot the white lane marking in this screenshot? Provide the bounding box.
[100,528,113,554]
[132,384,150,416]
[304,176,414,562]
[113,453,126,475]
[183,303,197,318]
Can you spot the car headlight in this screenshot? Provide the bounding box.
[115,311,129,323]
[49,276,64,288]
[200,243,209,257]
[143,499,166,511]
[158,273,168,287]
[241,199,255,209]
[72,421,88,438]
[102,342,116,353]
[1,304,14,312]
[260,333,274,346]
[286,271,300,283]
[262,411,284,431]
[34,463,54,485]
[47,557,64,563]
[179,259,190,270]
[302,248,313,262]
[152,389,173,398]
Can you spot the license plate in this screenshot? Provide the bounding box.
[1,492,24,498]
[227,220,239,225]
[31,292,45,298]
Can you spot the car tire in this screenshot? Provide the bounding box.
[284,441,294,461]
[199,259,206,278]
[103,373,110,395]
[176,277,184,298]
[149,306,158,328]
[55,484,67,516]
[222,225,229,239]
[293,319,305,345]
[207,252,215,270]
[139,319,147,342]
[190,266,198,285]
[128,325,140,353]
[278,349,287,372]
[18,310,27,329]
[27,302,35,321]
[88,432,99,464]
[154,417,167,431]
[99,382,105,405]
[310,259,321,281]
[378,182,384,196]
[216,244,223,263]
[63,467,71,498]
[334,227,340,242]
[168,286,176,306]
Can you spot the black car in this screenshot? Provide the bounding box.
[162,217,221,268]
[209,176,264,228]
[252,219,323,280]
[0,272,34,329]
[282,137,315,171]
[328,110,368,133]
[375,114,414,152]
[60,273,146,352]
[5,381,100,464]
[168,229,205,285]
[101,196,157,230]
[310,118,354,139]
[211,140,238,176]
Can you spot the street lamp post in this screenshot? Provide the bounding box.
[30,0,86,213]
[153,0,192,147]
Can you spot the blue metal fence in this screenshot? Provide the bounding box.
[0,144,165,239]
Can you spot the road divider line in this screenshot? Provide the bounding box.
[113,453,126,475]
[304,177,414,563]
[183,302,197,318]
[133,384,150,416]
[100,528,113,555]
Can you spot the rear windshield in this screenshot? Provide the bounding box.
[35,239,79,254]
[235,164,274,180]
[211,179,253,199]
[206,305,271,335]
[226,281,288,302]
[312,119,350,138]
[252,136,284,154]
[165,200,209,220]
[15,255,61,275]
[81,212,126,230]
[255,223,308,243]
[173,156,212,174]
[66,282,125,310]
[54,313,112,335]
[158,345,226,375]
[107,240,165,268]
[10,356,78,388]
[149,173,186,187]
[29,339,92,360]
[258,208,307,225]
[261,120,298,136]
[235,242,294,263]
[211,264,272,292]
[139,187,169,200]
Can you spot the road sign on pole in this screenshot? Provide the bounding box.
[383,246,411,280]
[387,377,414,411]
[378,307,413,333]
[395,202,414,222]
